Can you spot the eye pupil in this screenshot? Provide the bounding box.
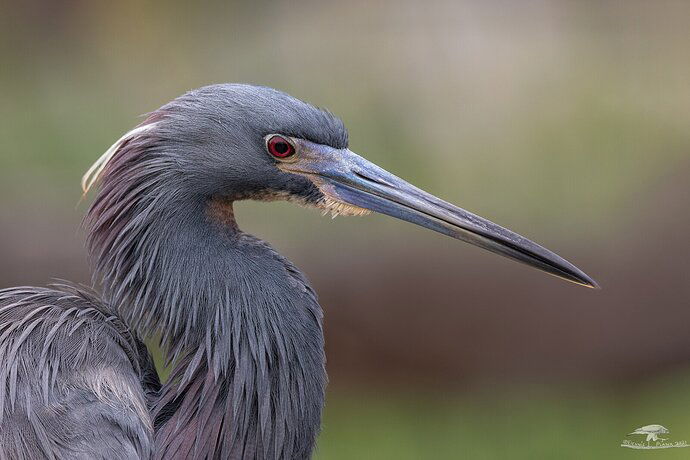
[274,142,289,154]
[267,135,295,158]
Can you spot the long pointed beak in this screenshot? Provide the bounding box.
[282,142,598,289]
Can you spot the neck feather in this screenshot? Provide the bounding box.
[86,134,326,459]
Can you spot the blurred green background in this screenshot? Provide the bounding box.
[1,1,689,458]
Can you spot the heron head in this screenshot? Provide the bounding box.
[84,84,597,288]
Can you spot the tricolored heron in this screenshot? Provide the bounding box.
[0,84,596,459]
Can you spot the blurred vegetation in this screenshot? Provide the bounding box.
[1,1,689,458]
[318,374,690,460]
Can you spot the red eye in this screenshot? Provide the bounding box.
[267,135,295,159]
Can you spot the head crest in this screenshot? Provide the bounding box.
[81,123,157,194]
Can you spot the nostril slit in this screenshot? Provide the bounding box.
[353,170,390,187]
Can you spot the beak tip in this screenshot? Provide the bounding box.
[571,271,600,290]
[583,280,601,290]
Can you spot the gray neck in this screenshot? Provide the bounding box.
[90,194,326,459]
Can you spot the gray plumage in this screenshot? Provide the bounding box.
[2,85,339,459]
[0,284,159,459]
[0,83,596,459]
[87,85,334,459]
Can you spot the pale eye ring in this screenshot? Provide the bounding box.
[266,135,296,159]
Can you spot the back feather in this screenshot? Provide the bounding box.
[0,284,160,460]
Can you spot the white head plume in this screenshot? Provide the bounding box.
[81,123,157,194]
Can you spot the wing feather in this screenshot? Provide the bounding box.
[0,285,160,459]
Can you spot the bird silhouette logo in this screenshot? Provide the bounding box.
[621,424,688,449]
[630,425,669,444]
